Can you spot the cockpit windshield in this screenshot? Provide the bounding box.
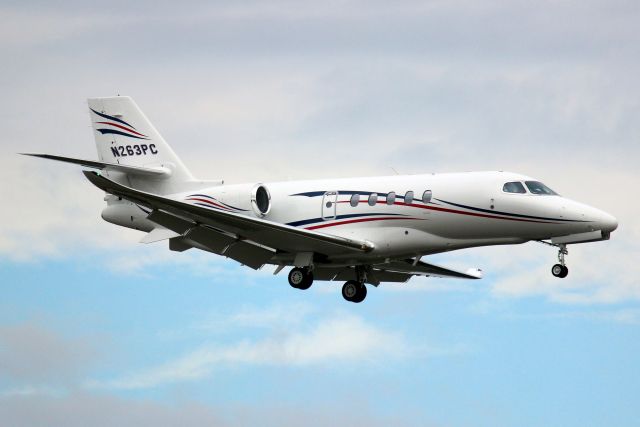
[503,181,526,194]
[525,181,558,195]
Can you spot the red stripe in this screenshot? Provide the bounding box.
[394,202,555,224]
[305,216,421,230]
[96,121,148,138]
[186,197,231,210]
[336,198,553,223]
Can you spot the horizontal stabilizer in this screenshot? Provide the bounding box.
[21,153,171,177]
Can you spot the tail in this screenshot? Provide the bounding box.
[88,96,195,193]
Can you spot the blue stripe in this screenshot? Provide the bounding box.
[97,129,149,140]
[435,198,588,223]
[90,108,136,129]
[286,213,406,227]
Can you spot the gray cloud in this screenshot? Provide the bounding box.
[0,392,226,427]
[0,323,97,384]
[0,391,425,427]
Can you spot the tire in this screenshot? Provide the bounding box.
[288,268,313,290]
[342,280,360,301]
[297,271,314,290]
[551,264,564,278]
[352,284,367,303]
[559,265,569,278]
[288,268,306,288]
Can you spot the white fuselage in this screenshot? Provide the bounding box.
[105,170,617,266]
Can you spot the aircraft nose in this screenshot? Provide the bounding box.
[600,211,618,233]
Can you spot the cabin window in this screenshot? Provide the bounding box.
[350,193,360,207]
[404,191,414,203]
[503,181,526,194]
[368,193,377,206]
[386,191,396,205]
[525,181,558,195]
[422,190,432,204]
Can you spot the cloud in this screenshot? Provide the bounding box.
[488,239,640,305]
[95,311,411,390]
[0,392,226,427]
[192,302,316,333]
[0,322,97,384]
[0,390,421,427]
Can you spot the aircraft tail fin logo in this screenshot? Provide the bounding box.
[90,108,149,140]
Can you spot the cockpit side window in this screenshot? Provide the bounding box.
[525,181,558,195]
[503,181,526,194]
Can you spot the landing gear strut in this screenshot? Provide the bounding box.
[288,267,314,290]
[551,244,569,278]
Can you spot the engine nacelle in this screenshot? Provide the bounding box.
[207,182,273,218]
[250,184,271,217]
[101,196,155,232]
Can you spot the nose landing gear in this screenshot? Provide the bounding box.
[537,240,569,278]
[551,244,569,278]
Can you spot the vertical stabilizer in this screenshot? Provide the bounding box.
[88,96,195,193]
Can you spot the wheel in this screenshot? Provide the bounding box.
[288,267,313,289]
[298,270,313,290]
[559,265,569,278]
[352,283,367,303]
[342,281,367,303]
[342,280,360,301]
[552,264,569,278]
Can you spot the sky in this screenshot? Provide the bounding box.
[1,0,639,425]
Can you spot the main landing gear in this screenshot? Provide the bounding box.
[342,280,367,303]
[288,267,314,290]
[341,265,368,303]
[551,243,569,279]
[286,265,369,303]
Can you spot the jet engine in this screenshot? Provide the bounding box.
[250,184,271,217]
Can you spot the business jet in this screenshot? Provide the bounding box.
[23,96,618,303]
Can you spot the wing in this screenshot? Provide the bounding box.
[374,259,483,280]
[311,258,481,286]
[83,171,374,268]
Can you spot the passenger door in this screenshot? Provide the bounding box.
[321,191,338,220]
